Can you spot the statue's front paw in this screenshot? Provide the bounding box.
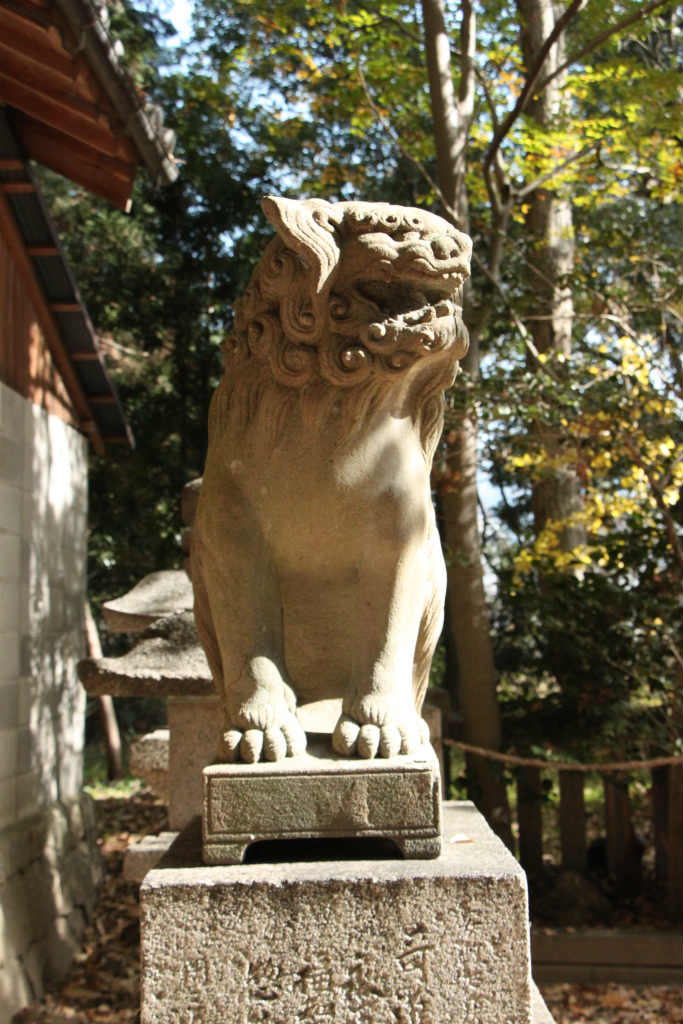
[331,704,429,760]
[220,711,307,763]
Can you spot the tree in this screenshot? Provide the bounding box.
[515,0,585,574]
[421,0,512,840]
[482,2,682,760]
[42,0,286,605]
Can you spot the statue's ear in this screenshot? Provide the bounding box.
[261,196,340,294]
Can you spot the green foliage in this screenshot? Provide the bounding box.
[481,331,681,758]
[83,742,143,797]
[41,0,287,608]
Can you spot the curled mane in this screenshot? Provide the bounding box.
[211,199,471,459]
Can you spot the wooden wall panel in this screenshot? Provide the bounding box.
[0,224,79,428]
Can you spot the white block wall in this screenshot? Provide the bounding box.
[0,380,88,824]
[0,381,98,1016]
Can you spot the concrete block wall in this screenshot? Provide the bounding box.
[0,381,101,1019]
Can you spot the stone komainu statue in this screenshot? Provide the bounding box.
[192,197,471,763]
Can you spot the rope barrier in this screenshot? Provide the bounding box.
[442,737,683,773]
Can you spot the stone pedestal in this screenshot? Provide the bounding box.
[168,695,222,830]
[203,742,442,864]
[141,802,536,1024]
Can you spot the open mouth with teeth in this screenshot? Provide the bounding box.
[326,246,469,379]
[330,296,463,378]
[363,297,456,354]
[353,277,462,368]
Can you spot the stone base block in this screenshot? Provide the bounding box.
[168,696,222,830]
[122,832,178,883]
[141,802,533,1024]
[531,985,556,1023]
[167,697,445,832]
[0,795,101,1021]
[130,728,170,803]
[202,742,442,864]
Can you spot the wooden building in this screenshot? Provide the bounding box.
[0,0,176,1014]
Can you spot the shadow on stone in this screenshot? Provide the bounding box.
[245,835,404,863]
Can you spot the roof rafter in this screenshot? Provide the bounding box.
[0,0,177,209]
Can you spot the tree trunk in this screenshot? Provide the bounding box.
[439,410,512,843]
[517,0,575,358]
[422,0,513,847]
[84,601,123,780]
[516,0,582,552]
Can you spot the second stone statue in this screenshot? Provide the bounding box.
[192,196,472,765]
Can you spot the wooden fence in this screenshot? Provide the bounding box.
[443,739,683,914]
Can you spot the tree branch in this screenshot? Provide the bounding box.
[484,0,584,180]
[457,0,476,115]
[536,0,678,93]
[516,143,595,198]
[470,249,563,382]
[473,63,500,133]
[421,0,475,224]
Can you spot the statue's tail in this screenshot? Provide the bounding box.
[413,529,447,713]
[191,538,225,705]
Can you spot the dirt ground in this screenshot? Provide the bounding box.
[12,789,683,1024]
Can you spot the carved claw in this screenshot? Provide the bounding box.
[379,724,402,758]
[221,729,243,763]
[240,728,264,763]
[397,717,430,755]
[219,712,307,764]
[332,713,427,759]
[331,714,360,756]
[358,723,380,759]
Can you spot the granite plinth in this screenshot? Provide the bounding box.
[202,742,442,864]
[123,832,178,883]
[141,802,533,1024]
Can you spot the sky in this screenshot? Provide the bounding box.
[167,0,192,41]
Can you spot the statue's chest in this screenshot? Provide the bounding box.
[236,424,428,565]
[247,416,424,504]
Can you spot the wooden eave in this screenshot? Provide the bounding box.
[0,0,177,209]
[0,0,177,449]
[0,110,133,450]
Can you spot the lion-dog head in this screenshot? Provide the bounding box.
[219,197,472,456]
